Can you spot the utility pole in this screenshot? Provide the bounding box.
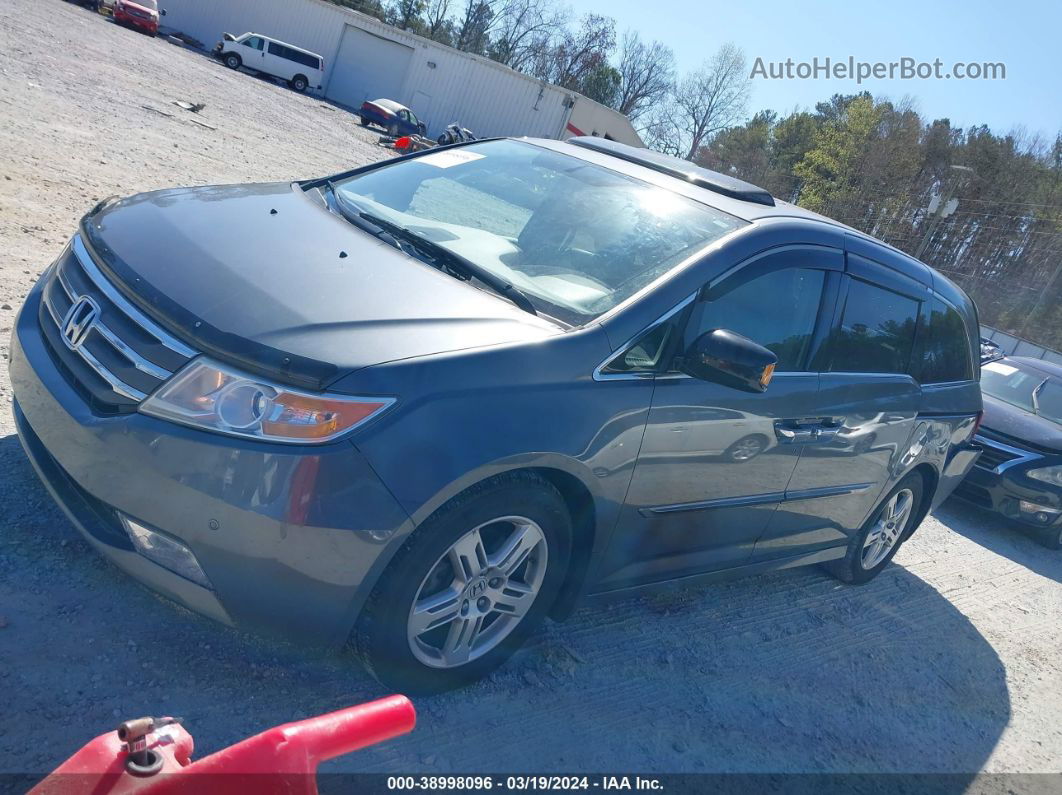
[915,164,975,260]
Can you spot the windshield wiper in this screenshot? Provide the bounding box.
[361,210,537,317]
[1031,378,1049,416]
[326,184,536,317]
[326,181,402,249]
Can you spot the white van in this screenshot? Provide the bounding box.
[215,32,324,93]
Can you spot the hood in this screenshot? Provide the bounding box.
[82,183,559,389]
[980,393,1062,453]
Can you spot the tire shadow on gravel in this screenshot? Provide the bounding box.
[937,497,1062,583]
[0,433,1010,781]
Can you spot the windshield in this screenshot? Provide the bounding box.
[981,359,1062,424]
[329,140,745,322]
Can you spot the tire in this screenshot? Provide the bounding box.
[223,53,241,70]
[1035,524,1062,550]
[290,74,308,92]
[823,472,924,584]
[359,116,370,127]
[354,472,572,694]
[724,434,767,463]
[437,133,452,146]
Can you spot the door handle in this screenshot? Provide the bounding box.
[775,425,817,443]
[775,419,843,444]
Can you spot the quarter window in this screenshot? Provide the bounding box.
[688,267,826,371]
[916,297,973,383]
[828,278,919,374]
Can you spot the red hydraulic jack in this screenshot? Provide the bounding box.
[31,694,416,795]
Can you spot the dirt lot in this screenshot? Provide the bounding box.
[1,0,1061,782]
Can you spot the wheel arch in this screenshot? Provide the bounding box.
[902,462,939,541]
[339,457,608,645]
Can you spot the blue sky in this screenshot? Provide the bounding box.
[569,0,1061,139]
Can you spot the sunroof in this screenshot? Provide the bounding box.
[568,136,776,207]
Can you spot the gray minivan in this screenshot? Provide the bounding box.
[10,137,983,691]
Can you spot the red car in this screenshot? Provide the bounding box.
[112,0,163,36]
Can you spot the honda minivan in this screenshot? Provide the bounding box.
[10,137,983,691]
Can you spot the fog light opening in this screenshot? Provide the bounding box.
[1018,500,1061,525]
[121,516,213,590]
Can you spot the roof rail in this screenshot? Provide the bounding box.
[567,136,775,207]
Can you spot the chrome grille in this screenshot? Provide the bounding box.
[972,434,1040,473]
[39,235,197,412]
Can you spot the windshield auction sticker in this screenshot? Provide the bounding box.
[416,150,486,168]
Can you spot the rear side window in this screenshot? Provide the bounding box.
[828,278,919,374]
[691,267,826,371]
[916,297,973,383]
[269,42,321,69]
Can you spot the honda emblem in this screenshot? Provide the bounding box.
[61,296,100,350]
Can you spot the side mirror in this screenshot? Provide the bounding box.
[160,8,166,15]
[680,329,778,393]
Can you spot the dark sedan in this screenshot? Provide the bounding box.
[358,98,426,137]
[955,356,1062,548]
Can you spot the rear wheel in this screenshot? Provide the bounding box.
[223,53,241,70]
[359,116,370,126]
[290,74,308,92]
[354,472,571,693]
[824,472,924,584]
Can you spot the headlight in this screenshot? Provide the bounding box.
[1026,465,1062,488]
[139,358,394,444]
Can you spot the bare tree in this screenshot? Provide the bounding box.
[653,43,750,160]
[424,0,453,42]
[489,0,567,72]
[387,0,427,30]
[615,31,674,121]
[532,13,616,92]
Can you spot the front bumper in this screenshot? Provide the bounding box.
[953,448,1062,530]
[10,281,412,645]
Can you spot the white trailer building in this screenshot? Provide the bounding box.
[162,0,643,146]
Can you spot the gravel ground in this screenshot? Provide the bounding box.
[1,0,1061,781]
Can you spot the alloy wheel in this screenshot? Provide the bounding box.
[861,488,914,569]
[407,515,548,668]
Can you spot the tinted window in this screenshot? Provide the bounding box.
[829,278,919,374]
[690,267,826,371]
[916,297,973,383]
[267,42,283,56]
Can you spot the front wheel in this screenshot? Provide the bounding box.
[223,53,241,70]
[353,472,571,693]
[1035,524,1062,550]
[823,472,924,584]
